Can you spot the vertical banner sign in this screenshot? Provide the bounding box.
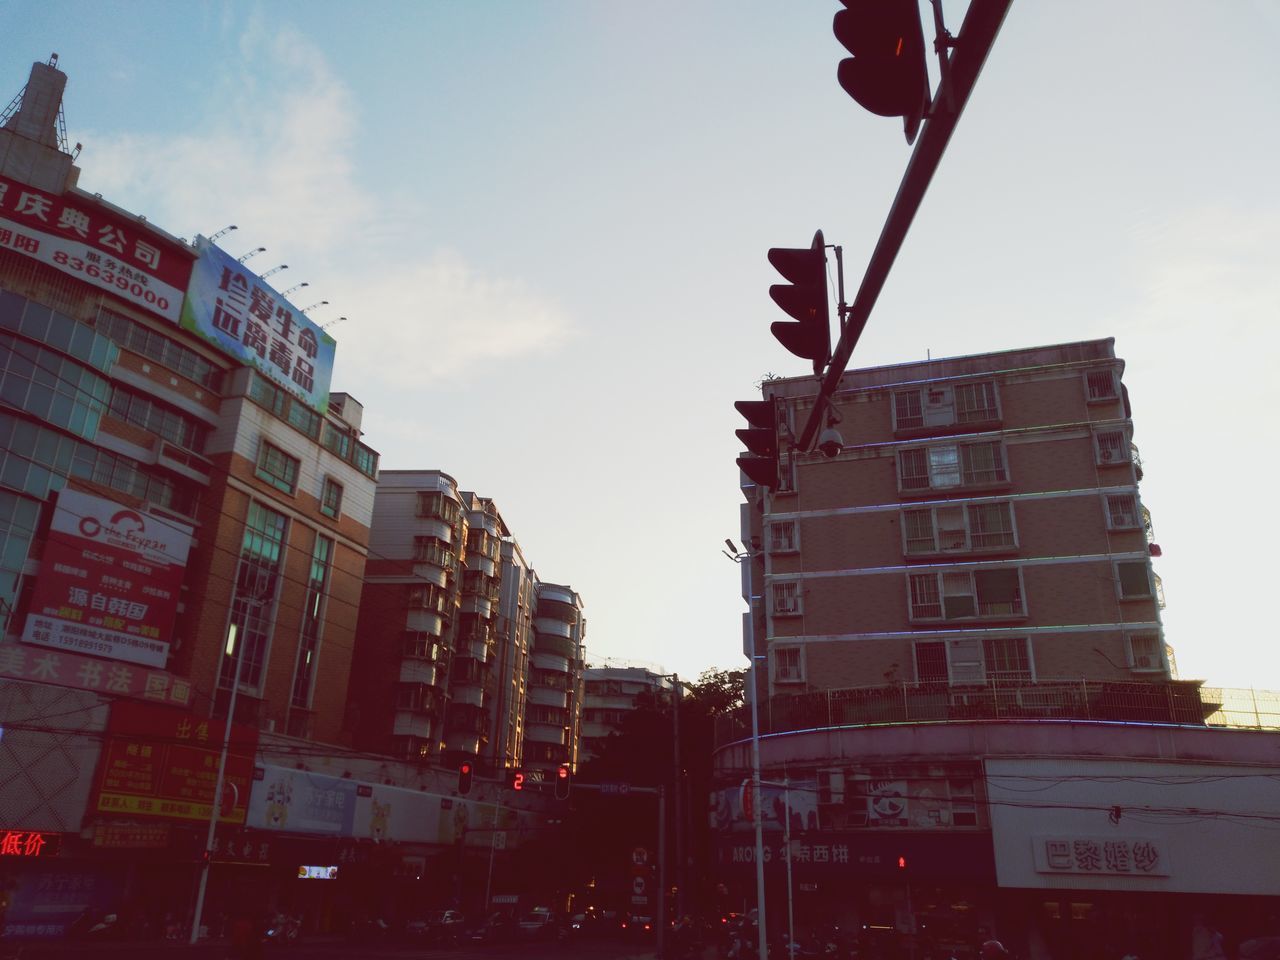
[0,174,193,323]
[180,236,336,412]
[94,701,257,824]
[21,489,193,668]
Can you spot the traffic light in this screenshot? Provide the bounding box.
[735,399,780,489]
[833,0,932,144]
[768,230,830,376]
[554,763,571,800]
[509,768,526,791]
[457,761,474,795]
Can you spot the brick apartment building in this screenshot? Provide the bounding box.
[742,338,1168,702]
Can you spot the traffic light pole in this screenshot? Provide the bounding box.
[796,0,1014,453]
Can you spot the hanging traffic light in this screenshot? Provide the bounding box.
[555,763,572,800]
[735,399,780,489]
[457,761,474,795]
[768,230,830,376]
[833,0,932,144]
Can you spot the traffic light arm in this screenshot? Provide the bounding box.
[797,0,1013,453]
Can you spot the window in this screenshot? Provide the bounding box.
[1105,493,1140,529]
[947,778,979,826]
[774,646,804,683]
[255,440,299,494]
[772,581,802,616]
[1084,368,1119,402]
[983,637,1031,681]
[320,477,343,518]
[220,501,288,691]
[1126,633,1163,672]
[908,568,1025,620]
[902,501,1016,554]
[1094,428,1131,465]
[898,441,1008,492]
[770,521,798,553]
[1115,560,1153,600]
[776,451,796,494]
[414,536,456,569]
[291,534,332,710]
[893,380,999,431]
[914,637,1033,683]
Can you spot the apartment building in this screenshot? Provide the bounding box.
[742,338,1168,702]
[580,665,674,762]
[350,471,585,778]
[712,339,1280,958]
[0,56,377,744]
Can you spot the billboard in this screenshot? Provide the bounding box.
[180,236,336,411]
[93,700,257,825]
[21,488,193,668]
[0,174,193,323]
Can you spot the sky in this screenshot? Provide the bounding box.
[3,1,1278,690]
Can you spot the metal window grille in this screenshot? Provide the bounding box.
[775,647,803,681]
[770,521,797,552]
[894,389,923,429]
[772,581,801,614]
[955,381,999,422]
[961,441,1006,484]
[909,574,942,618]
[1095,430,1129,463]
[898,448,930,489]
[1086,369,1118,401]
[902,509,936,554]
[1106,493,1139,528]
[969,502,1015,547]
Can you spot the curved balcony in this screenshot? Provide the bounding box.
[451,684,484,708]
[531,651,571,675]
[393,711,437,738]
[398,658,442,686]
[524,723,568,746]
[404,610,444,636]
[535,597,578,625]
[527,684,569,710]
[411,563,449,589]
[533,617,571,641]
[714,678,1216,747]
[533,632,576,661]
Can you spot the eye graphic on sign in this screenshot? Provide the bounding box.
[110,509,146,532]
[78,516,101,538]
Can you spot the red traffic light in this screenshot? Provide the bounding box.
[833,0,931,144]
[768,231,830,376]
[555,763,572,799]
[897,855,907,869]
[457,761,474,795]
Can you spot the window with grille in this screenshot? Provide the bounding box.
[255,440,299,494]
[1115,560,1153,599]
[1126,633,1163,671]
[955,381,999,422]
[772,581,802,616]
[899,441,1008,492]
[893,380,999,430]
[1094,428,1131,465]
[774,646,804,682]
[908,568,1025,620]
[1105,493,1139,529]
[770,521,798,553]
[983,637,1031,681]
[902,502,1016,554]
[914,641,948,683]
[1084,368,1119,402]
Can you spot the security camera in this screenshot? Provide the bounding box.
[817,427,844,459]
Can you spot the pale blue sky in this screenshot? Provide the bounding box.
[4,2,1277,689]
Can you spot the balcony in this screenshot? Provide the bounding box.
[715,678,1218,746]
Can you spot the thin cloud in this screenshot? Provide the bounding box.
[73,21,573,388]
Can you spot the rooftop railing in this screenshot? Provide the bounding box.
[714,678,1280,747]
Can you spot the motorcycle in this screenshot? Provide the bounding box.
[263,912,301,946]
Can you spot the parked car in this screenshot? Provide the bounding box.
[517,907,562,941]
[621,913,655,938]
[468,912,516,943]
[426,909,466,944]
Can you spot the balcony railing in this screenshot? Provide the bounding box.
[713,678,1272,746]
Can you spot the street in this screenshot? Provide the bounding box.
[5,934,661,960]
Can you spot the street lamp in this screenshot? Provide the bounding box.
[189,619,252,943]
[725,538,768,960]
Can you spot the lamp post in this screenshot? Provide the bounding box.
[189,617,252,944]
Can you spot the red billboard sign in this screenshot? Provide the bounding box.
[21,488,193,668]
[0,174,193,323]
[94,701,257,825]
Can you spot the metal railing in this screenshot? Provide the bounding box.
[714,678,1280,746]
